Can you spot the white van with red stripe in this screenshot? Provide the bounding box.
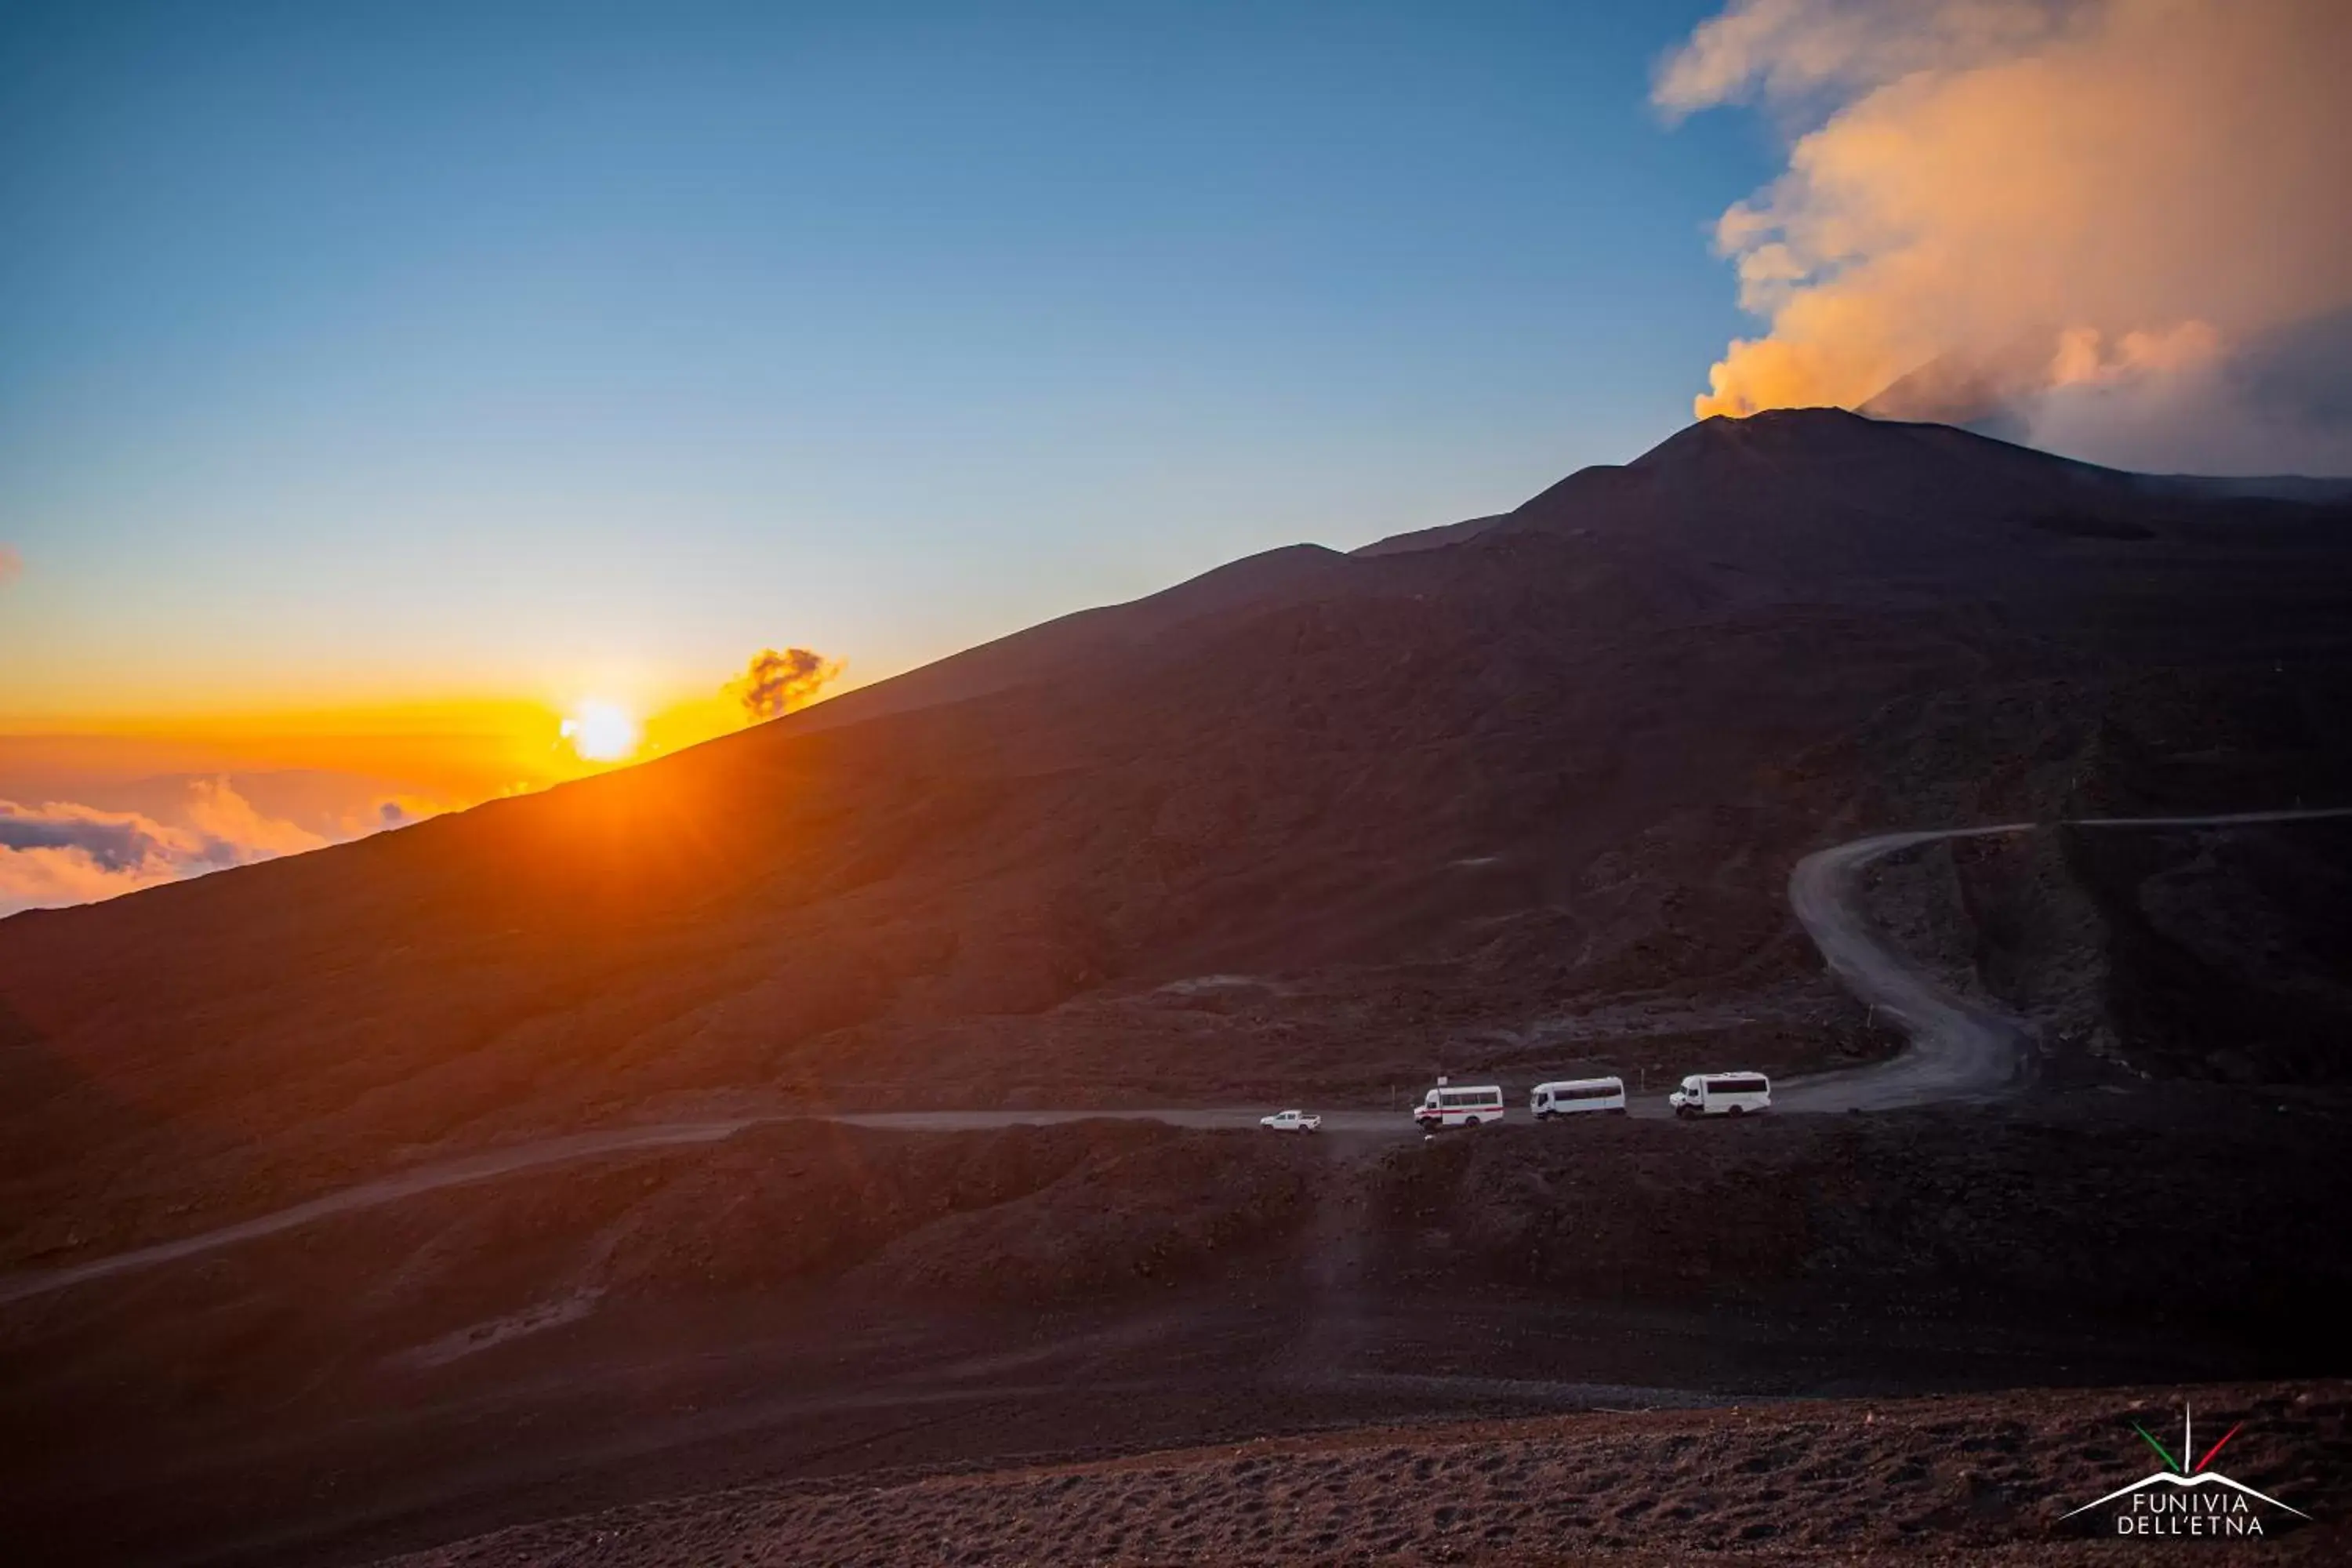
[1414,1080,1504,1131]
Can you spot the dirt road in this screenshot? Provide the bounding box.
[1774,822,2039,1112]
[9,806,2345,1307]
[1777,805,2352,1112]
[0,1111,1417,1305]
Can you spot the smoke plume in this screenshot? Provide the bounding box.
[0,546,20,586]
[730,647,843,723]
[1659,0,2352,474]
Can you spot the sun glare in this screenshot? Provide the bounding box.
[561,699,641,763]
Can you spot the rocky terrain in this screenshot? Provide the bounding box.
[382,1381,2352,1566]
[5,1094,2350,1565]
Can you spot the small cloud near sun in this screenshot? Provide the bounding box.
[561,700,641,762]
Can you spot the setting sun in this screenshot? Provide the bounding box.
[561,700,641,763]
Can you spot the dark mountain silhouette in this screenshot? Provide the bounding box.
[4,409,2350,1261]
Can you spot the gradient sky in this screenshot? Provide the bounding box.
[0,0,1772,724]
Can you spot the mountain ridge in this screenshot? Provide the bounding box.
[3,409,2350,1268]
[781,407,2350,745]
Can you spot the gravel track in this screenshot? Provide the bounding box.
[9,806,2347,1305]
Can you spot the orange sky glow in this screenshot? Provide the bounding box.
[0,670,846,916]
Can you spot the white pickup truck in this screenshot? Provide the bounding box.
[1259,1109,1323,1133]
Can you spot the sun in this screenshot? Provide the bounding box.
[560,699,641,763]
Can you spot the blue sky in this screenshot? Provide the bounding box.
[0,0,1772,719]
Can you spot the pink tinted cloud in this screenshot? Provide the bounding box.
[1660,0,2352,473]
[0,781,332,918]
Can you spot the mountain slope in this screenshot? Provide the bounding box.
[4,410,2350,1262]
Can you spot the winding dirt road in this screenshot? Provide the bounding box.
[1773,822,2038,1112]
[6,806,2345,1305]
[1776,806,2352,1112]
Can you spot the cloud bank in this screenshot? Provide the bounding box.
[0,780,333,917]
[1660,0,2352,474]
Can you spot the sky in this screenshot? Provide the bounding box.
[4,0,2344,913]
[0,0,1767,731]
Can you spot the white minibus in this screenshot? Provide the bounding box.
[1530,1077,1627,1117]
[1668,1072,1771,1117]
[1414,1081,1505,1131]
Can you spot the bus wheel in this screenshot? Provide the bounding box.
[1464,1116,1480,1127]
[1727,1105,1744,1116]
